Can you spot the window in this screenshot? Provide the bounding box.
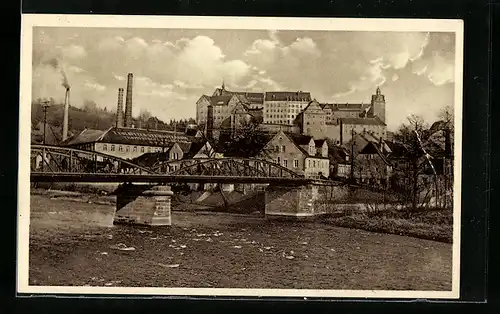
[313,160,316,167]
[308,160,311,167]
[111,145,115,152]
[141,147,145,153]
[103,144,107,151]
[275,145,280,152]
[126,146,130,152]
[277,157,281,164]
[281,145,286,153]
[133,146,137,152]
[294,159,299,168]
[283,159,288,167]
[118,145,123,152]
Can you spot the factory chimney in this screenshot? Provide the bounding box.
[62,87,70,141]
[124,73,134,127]
[116,88,124,128]
[206,104,214,140]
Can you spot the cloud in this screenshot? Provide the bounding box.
[84,81,106,92]
[113,74,125,81]
[60,44,87,59]
[68,65,84,73]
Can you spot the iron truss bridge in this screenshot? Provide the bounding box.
[30,145,314,185]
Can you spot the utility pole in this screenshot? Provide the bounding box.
[41,100,50,145]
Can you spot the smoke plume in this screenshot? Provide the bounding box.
[45,58,70,90]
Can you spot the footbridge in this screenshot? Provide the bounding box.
[30,145,351,226]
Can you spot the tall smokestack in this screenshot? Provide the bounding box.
[116,88,124,128]
[206,104,214,140]
[124,73,133,127]
[62,87,70,141]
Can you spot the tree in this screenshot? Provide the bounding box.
[392,115,439,211]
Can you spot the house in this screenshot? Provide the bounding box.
[61,126,200,160]
[327,142,351,179]
[344,132,392,187]
[131,142,184,170]
[256,131,329,179]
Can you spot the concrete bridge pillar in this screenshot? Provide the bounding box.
[264,183,331,220]
[114,184,174,226]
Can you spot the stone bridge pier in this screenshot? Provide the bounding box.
[114,183,173,226]
[264,182,346,220]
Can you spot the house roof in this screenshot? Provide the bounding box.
[265,91,311,102]
[283,132,329,159]
[286,133,313,146]
[314,139,327,147]
[341,116,386,126]
[62,127,195,147]
[183,140,210,159]
[327,143,350,164]
[359,142,392,165]
[61,128,107,146]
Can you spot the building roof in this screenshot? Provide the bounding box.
[265,91,311,102]
[210,95,234,106]
[183,140,210,159]
[232,91,264,104]
[327,142,350,164]
[314,139,327,147]
[61,128,106,146]
[321,103,370,111]
[341,116,386,126]
[62,127,195,147]
[286,133,313,146]
[213,87,264,104]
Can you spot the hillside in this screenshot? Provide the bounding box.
[31,100,196,143]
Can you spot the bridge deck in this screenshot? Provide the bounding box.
[31,172,315,185]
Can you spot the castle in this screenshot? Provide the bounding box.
[195,83,387,145]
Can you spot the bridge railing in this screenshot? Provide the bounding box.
[31,145,155,175]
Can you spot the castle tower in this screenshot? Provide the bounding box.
[370,86,386,123]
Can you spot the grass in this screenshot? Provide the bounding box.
[324,207,453,243]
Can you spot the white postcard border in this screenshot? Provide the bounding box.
[18,14,464,299]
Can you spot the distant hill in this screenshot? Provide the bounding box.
[31,100,197,143]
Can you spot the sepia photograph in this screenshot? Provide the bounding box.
[18,15,463,298]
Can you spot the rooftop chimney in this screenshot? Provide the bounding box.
[124,73,133,127]
[116,88,124,128]
[62,87,70,141]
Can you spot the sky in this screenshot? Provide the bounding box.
[32,27,457,131]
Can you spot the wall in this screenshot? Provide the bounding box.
[95,142,163,160]
[265,183,351,218]
[325,124,341,144]
[258,123,300,134]
[304,157,330,178]
[196,97,211,125]
[263,100,309,125]
[303,112,327,139]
